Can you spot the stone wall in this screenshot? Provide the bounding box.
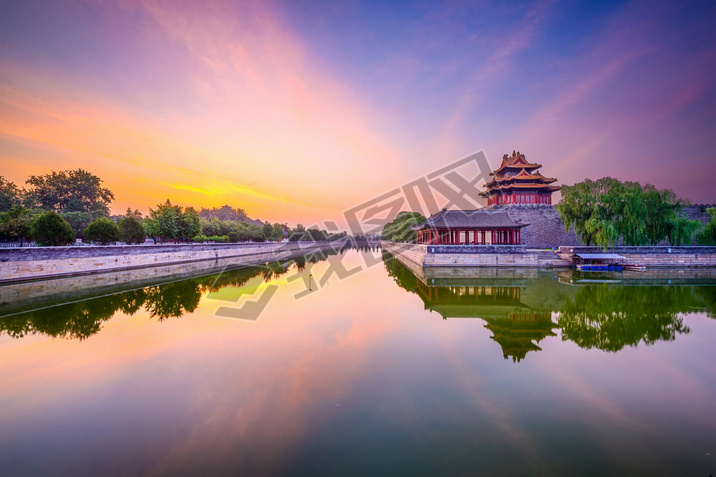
[382,241,571,268]
[684,205,715,225]
[0,257,260,315]
[0,241,344,283]
[557,245,716,267]
[491,204,579,249]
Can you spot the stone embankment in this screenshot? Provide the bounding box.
[0,241,344,283]
[382,242,571,268]
[383,242,716,269]
[557,246,716,268]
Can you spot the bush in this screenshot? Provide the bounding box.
[30,211,75,246]
[227,231,240,243]
[208,235,229,243]
[83,217,120,245]
[118,216,146,244]
[192,234,209,243]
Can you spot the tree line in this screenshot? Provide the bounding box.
[0,171,345,246]
[557,177,716,248]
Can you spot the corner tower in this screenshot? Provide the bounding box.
[480,151,560,206]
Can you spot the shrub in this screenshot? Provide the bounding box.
[30,211,75,246]
[227,231,240,243]
[83,217,120,245]
[118,216,146,244]
[208,235,229,243]
[192,234,209,243]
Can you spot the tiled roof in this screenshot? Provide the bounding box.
[414,209,529,229]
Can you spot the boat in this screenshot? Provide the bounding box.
[576,263,623,271]
[623,264,646,271]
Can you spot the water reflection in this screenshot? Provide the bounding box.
[0,245,357,340]
[384,252,716,361]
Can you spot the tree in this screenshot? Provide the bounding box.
[83,217,120,245]
[270,223,285,241]
[149,200,182,242]
[0,205,33,246]
[118,216,146,244]
[381,211,427,242]
[30,211,75,246]
[289,224,307,242]
[123,207,143,219]
[697,207,716,245]
[60,211,95,238]
[24,169,114,215]
[198,205,250,222]
[0,176,22,212]
[559,178,699,248]
[179,207,202,241]
[143,218,161,243]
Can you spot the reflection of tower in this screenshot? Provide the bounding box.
[482,313,558,363]
[415,280,559,363]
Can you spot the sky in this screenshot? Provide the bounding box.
[0,0,714,225]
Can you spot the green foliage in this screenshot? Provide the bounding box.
[60,211,103,238]
[198,205,251,222]
[30,211,75,246]
[148,200,201,242]
[307,228,327,241]
[24,169,114,215]
[143,218,161,243]
[179,207,202,240]
[558,178,700,248]
[83,217,120,245]
[118,216,146,244]
[150,200,181,242]
[0,205,34,245]
[381,211,427,242]
[0,176,22,212]
[269,223,285,241]
[123,207,143,219]
[697,207,716,245]
[192,234,229,243]
[227,231,240,243]
[289,224,306,241]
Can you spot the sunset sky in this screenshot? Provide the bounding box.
[1,0,714,225]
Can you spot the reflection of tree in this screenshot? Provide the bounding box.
[0,294,128,341]
[293,256,306,271]
[1,247,353,341]
[383,251,716,356]
[144,281,202,321]
[694,287,716,319]
[558,285,698,351]
[383,251,421,295]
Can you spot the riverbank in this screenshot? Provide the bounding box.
[557,245,716,267]
[0,241,346,283]
[382,241,571,268]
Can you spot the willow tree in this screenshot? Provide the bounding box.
[558,177,700,248]
[381,211,427,242]
[557,178,621,248]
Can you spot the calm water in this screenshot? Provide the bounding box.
[1,248,715,476]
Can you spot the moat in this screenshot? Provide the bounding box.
[1,248,715,476]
